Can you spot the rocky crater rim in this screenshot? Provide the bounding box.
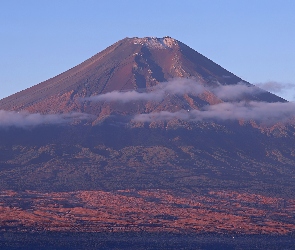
[130,36,178,49]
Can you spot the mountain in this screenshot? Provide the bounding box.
[0,37,284,116]
[0,37,295,236]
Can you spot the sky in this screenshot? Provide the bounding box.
[1,0,294,101]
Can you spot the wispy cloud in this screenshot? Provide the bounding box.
[85,78,206,103]
[87,78,292,124]
[210,82,263,100]
[85,78,264,103]
[133,101,295,125]
[0,110,93,128]
[85,89,163,103]
[255,81,295,93]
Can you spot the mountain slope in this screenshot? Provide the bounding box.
[0,37,284,117]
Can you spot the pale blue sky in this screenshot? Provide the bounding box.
[1,0,294,100]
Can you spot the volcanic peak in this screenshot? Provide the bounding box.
[0,36,286,116]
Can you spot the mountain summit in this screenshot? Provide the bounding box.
[0,37,284,121]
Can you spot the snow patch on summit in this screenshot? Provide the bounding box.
[133,37,177,49]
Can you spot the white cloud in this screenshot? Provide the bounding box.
[210,82,263,100]
[133,101,295,125]
[85,90,163,103]
[85,78,206,103]
[255,81,295,93]
[85,78,264,103]
[4,78,288,128]
[0,110,93,128]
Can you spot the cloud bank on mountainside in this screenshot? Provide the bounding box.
[85,78,206,103]
[85,78,263,103]
[133,101,295,125]
[2,79,294,127]
[0,110,92,128]
[86,78,295,125]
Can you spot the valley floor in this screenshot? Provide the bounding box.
[1,189,295,235]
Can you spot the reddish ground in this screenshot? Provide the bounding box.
[1,189,294,234]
